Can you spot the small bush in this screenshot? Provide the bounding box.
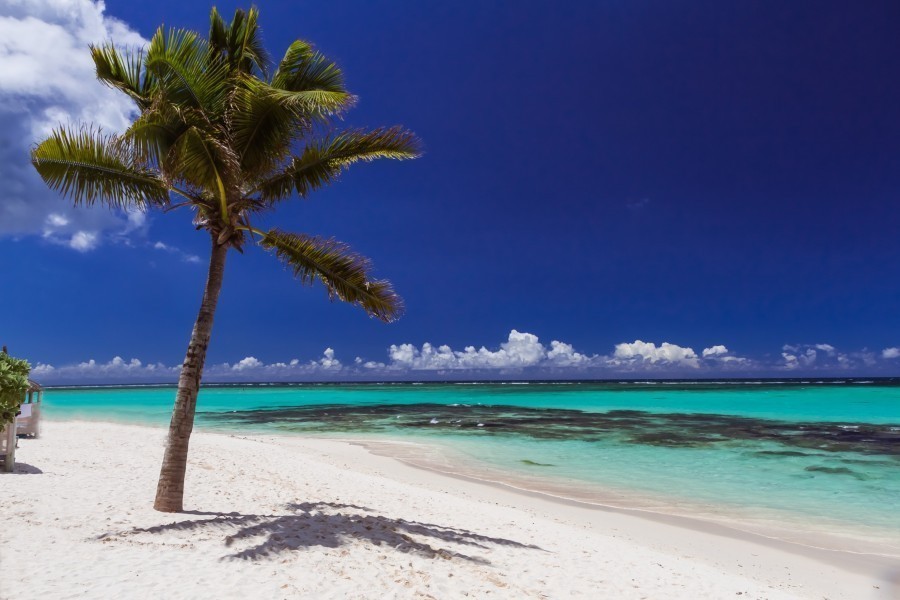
[0,351,30,428]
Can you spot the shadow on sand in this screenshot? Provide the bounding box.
[107,501,543,563]
[1,462,44,474]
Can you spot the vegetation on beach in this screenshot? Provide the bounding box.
[30,6,420,511]
[0,350,30,427]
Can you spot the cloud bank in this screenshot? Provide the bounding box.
[34,329,899,384]
[44,329,896,385]
[0,0,149,248]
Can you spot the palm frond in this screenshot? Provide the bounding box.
[222,7,270,77]
[261,228,403,322]
[265,86,353,117]
[146,26,228,116]
[164,126,236,210]
[207,6,228,62]
[91,43,152,109]
[229,79,305,178]
[31,127,169,209]
[230,77,354,177]
[124,102,193,169]
[272,40,346,95]
[254,126,421,202]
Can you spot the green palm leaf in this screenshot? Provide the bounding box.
[164,126,237,216]
[146,26,228,116]
[207,7,229,65]
[91,43,152,109]
[31,127,169,209]
[271,40,346,94]
[228,7,270,76]
[265,86,352,117]
[229,78,307,177]
[261,229,404,322]
[209,7,270,76]
[255,126,421,202]
[125,103,191,169]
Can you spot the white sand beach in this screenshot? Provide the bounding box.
[1,421,897,599]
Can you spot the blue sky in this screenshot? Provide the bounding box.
[1,1,899,383]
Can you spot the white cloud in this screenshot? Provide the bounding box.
[45,213,69,227]
[782,348,817,370]
[613,340,700,368]
[31,355,178,383]
[68,230,98,252]
[698,344,752,367]
[123,209,146,231]
[0,1,149,246]
[208,349,344,379]
[232,356,263,371]
[153,240,203,264]
[318,348,341,370]
[30,363,55,376]
[28,333,899,384]
[702,345,728,358]
[546,340,590,366]
[780,343,869,371]
[385,330,574,371]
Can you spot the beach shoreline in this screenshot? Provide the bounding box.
[2,421,897,599]
[37,411,900,559]
[346,436,900,560]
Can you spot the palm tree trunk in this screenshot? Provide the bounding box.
[153,236,229,512]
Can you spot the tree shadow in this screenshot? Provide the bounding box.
[1,462,43,474]
[109,501,543,564]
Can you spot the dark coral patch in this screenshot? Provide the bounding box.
[201,403,900,458]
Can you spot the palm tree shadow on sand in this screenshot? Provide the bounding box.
[103,501,544,564]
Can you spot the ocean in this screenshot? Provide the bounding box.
[42,379,900,555]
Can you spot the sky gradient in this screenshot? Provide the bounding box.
[1,1,899,383]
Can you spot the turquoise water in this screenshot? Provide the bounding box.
[43,381,900,552]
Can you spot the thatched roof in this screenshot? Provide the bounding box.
[28,379,42,392]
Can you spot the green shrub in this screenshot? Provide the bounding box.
[0,351,30,428]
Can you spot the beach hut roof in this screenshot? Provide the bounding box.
[28,380,42,392]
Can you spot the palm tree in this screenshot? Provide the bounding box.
[31,7,420,512]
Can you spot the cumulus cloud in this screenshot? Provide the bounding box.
[204,349,345,380]
[546,340,591,366]
[30,349,347,384]
[318,348,341,370]
[780,343,872,371]
[0,1,149,247]
[700,345,752,368]
[28,332,897,384]
[68,230,99,252]
[384,330,590,371]
[701,345,728,358]
[31,356,178,383]
[231,356,263,371]
[781,349,815,370]
[612,340,700,368]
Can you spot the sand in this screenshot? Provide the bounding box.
[1,421,897,599]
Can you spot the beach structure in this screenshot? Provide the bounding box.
[17,379,43,438]
[0,417,13,472]
[0,379,42,472]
